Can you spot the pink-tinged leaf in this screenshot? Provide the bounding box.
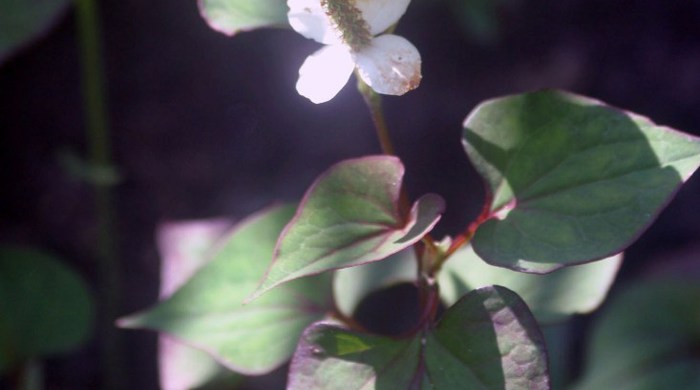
[198,0,288,36]
[156,218,239,389]
[157,218,233,298]
[119,206,333,375]
[248,156,444,301]
[288,286,550,389]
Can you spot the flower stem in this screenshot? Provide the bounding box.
[74,0,123,388]
[357,79,398,156]
[357,79,415,222]
[357,80,442,331]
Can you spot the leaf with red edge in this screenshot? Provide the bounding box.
[198,0,288,36]
[288,286,550,389]
[248,156,444,301]
[463,90,700,273]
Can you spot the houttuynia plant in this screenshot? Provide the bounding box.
[119,1,700,389]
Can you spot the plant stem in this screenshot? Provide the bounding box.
[357,80,442,331]
[16,360,43,390]
[74,0,123,388]
[358,79,398,156]
[430,193,493,274]
[357,79,416,228]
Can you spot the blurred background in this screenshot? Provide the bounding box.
[1,0,699,388]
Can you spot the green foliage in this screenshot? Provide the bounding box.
[248,156,444,301]
[0,246,94,373]
[197,0,288,36]
[118,87,700,388]
[118,206,333,375]
[444,0,510,44]
[573,278,700,390]
[155,219,241,389]
[0,0,69,63]
[116,3,700,386]
[289,286,549,389]
[464,90,700,273]
[438,245,622,323]
[6,0,699,387]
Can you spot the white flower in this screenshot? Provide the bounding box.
[288,0,421,103]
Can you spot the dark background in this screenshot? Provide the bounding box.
[1,0,699,388]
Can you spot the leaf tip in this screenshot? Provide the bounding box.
[242,280,276,304]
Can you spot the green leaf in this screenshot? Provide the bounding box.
[248,156,444,301]
[155,219,241,389]
[446,0,506,45]
[0,246,94,373]
[438,245,621,323]
[289,286,550,389]
[573,278,700,390]
[118,206,333,375]
[0,0,69,64]
[463,90,700,273]
[197,0,288,36]
[333,248,416,317]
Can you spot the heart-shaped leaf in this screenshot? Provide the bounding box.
[438,245,622,323]
[573,278,700,390]
[118,206,333,375]
[248,156,444,301]
[289,286,550,389]
[155,218,241,389]
[198,0,288,36]
[0,246,93,373]
[463,90,700,273]
[0,0,69,64]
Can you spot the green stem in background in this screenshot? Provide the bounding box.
[16,360,43,390]
[74,0,123,388]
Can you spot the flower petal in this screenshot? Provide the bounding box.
[356,0,411,35]
[296,45,355,104]
[287,0,341,45]
[354,34,421,96]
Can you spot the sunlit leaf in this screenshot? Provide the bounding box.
[573,278,700,390]
[438,245,621,323]
[0,246,93,373]
[198,0,288,36]
[249,156,444,301]
[0,0,69,64]
[289,286,550,389]
[118,206,333,375]
[155,218,240,389]
[463,90,700,273]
